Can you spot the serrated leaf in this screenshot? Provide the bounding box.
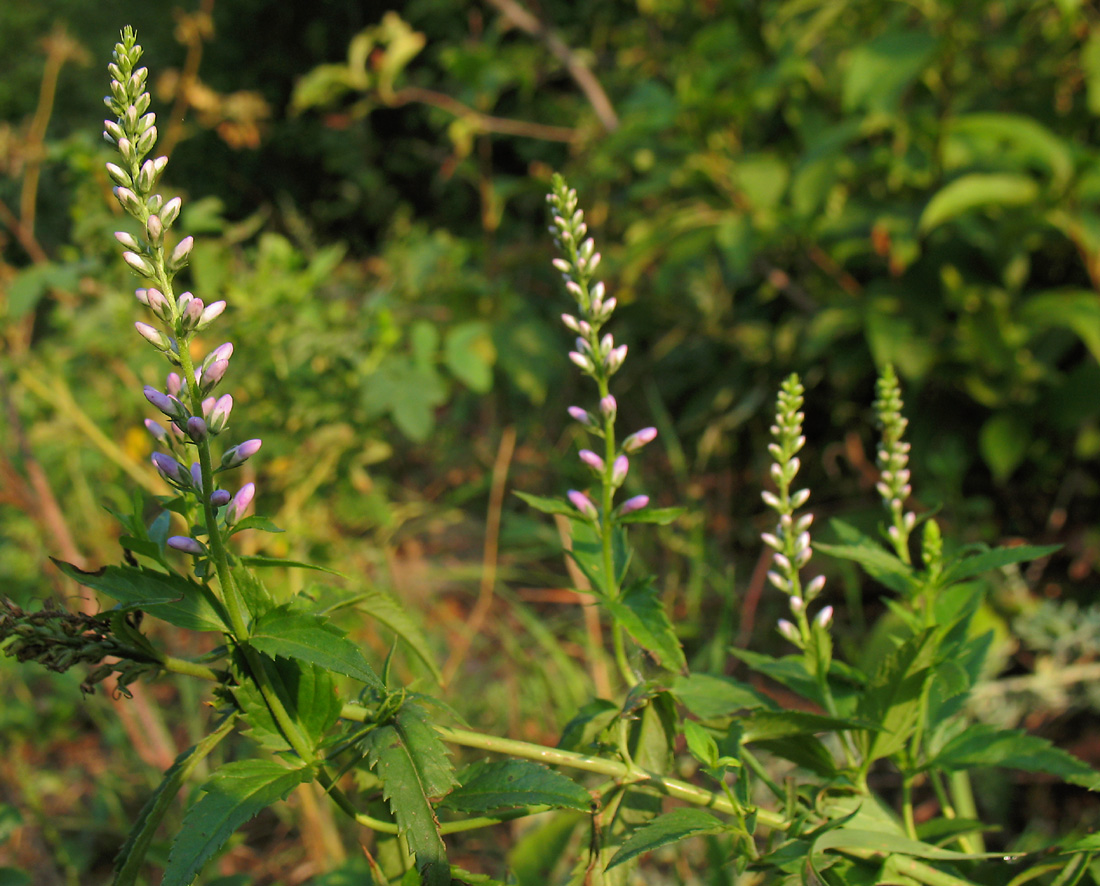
[814,536,914,596]
[922,723,1100,790]
[362,705,455,886]
[606,808,729,870]
[671,672,776,719]
[233,568,275,620]
[603,578,685,671]
[442,760,592,813]
[558,698,619,752]
[161,759,313,886]
[247,603,382,689]
[113,715,237,886]
[54,561,229,633]
[513,490,576,517]
[234,655,341,752]
[856,630,936,763]
[938,543,1060,586]
[754,735,838,777]
[354,589,443,685]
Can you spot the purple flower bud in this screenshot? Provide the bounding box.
[167,536,204,555]
[578,449,604,473]
[220,438,262,470]
[210,489,231,507]
[166,373,182,397]
[197,300,226,330]
[226,482,255,525]
[146,214,163,243]
[618,494,649,516]
[152,452,185,486]
[599,395,617,421]
[180,297,204,333]
[611,455,629,487]
[144,386,181,419]
[135,322,170,350]
[122,250,154,277]
[568,406,592,426]
[567,489,598,520]
[605,344,627,374]
[208,394,233,434]
[115,231,141,251]
[201,342,234,372]
[144,418,168,442]
[622,427,657,453]
[190,463,203,492]
[568,351,594,373]
[199,359,229,394]
[186,416,208,441]
[168,236,194,270]
[145,287,171,321]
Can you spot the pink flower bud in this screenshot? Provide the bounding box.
[618,494,649,515]
[578,449,604,473]
[622,427,657,453]
[144,418,168,442]
[186,417,207,441]
[568,406,593,426]
[599,395,617,420]
[611,455,629,487]
[197,301,226,330]
[226,482,255,525]
[567,489,598,520]
[221,438,262,470]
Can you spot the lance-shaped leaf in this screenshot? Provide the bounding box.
[114,715,237,886]
[856,629,936,763]
[353,588,443,685]
[922,723,1100,791]
[606,808,729,870]
[603,578,686,672]
[54,561,229,633]
[232,655,341,753]
[938,543,1060,586]
[247,602,382,689]
[161,759,313,886]
[441,760,592,813]
[362,702,456,886]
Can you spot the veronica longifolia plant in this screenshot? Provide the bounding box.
[7,28,1100,886]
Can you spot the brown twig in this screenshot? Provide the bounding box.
[443,426,517,684]
[0,196,49,265]
[482,0,619,132]
[160,0,216,159]
[388,86,577,142]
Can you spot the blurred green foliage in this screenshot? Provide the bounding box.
[5,0,1100,881]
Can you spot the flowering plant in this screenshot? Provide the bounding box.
[3,27,1100,886]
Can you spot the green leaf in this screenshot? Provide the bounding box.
[842,29,938,113]
[816,534,915,596]
[233,655,341,752]
[856,630,936,763]
[113,715,238,886]
[979,412,1029,481]
[247,603,382,689]
[671,672,776,720]
[616,506,685,526]
[557,698,619,752]
[7,261,81,319]
[508,812,585,885]
[237,556,345,576]
[444,321,496,392]
[603,578,686,671]
[939,544,1060,586]
[362,705,455,886]
[606,809,729,870]
[741,710,871,744]
[945,113,1074,191]
[923,723,1100,790]
[353,589,443,685]
[232,567,275,621]
[512,490,575,518]
[161,759,313,886]
[919,173,1040,233]
[442,760,592,813]
[753,735,838,777]
[53,561,229,633]
[1021,290,1100,365]
[228,515,284,535]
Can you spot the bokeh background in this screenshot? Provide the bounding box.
[4,1,1100,882]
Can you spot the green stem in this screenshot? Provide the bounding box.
[161,654,220,682]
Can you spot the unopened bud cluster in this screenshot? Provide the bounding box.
[0,599,160,696]
[873,365,916,562]
[106,28,259,562]
[547,175,653,523]
[761,374,829,650]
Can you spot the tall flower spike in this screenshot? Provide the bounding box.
[761,374,828,650]
[873,365,916,564]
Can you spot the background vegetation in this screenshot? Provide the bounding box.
[4,0,1100,882]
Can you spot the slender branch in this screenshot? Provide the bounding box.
[482,0,619,132]
[388,86,577,142]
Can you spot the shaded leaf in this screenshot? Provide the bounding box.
[354,589,443,685]
[162,760,313,886]
[939,543,1060,586]
[603,578,686,671]
[671,672,776,720]
[606,809,729,870]
[442,760,592,813]
[919,173,1040,233]
[247,603,382,689]
[53,561,229,633]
